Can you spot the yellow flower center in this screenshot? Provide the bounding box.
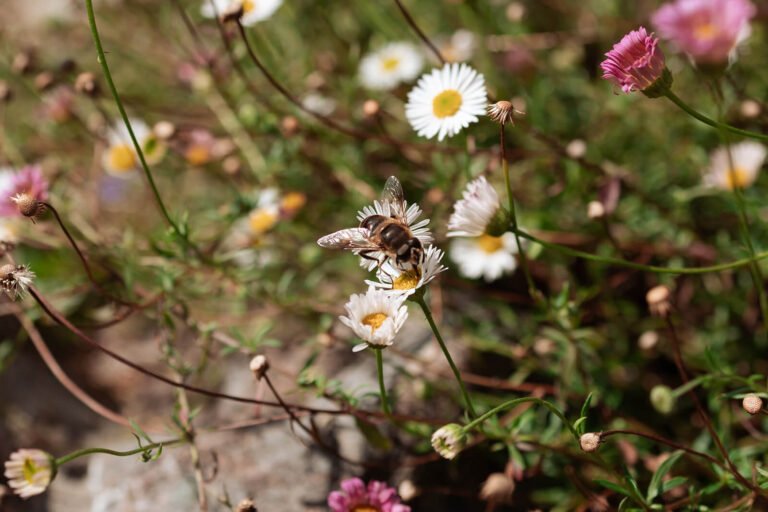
[477,234,504,253]
[694,22,718,40]
[242,0,255,13]
[362,312,388,332]
[432,89,463,118]
[726,167,751,189]
[381,57,400,72]
[248,209,278,235]
[22,458,41,483]
[393,270,420,290]
[185,145,211,166]
[107,144,137,172]
[280,192,306,213]
[351,507,380,512]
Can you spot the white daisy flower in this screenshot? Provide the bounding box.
[0,264,35,299]
[4,449,54,499]
[201,0,283,26]
[339,286,409,352]
[450,233,521,282]
[703,141,767,190]
[405,63,488,141]
[102,119,165,177]
[355,198,433,271]
[436,29,476,64]
[366,245,447,296]
[447,176,502,237]
[359,42,424,91]
[222,188,281,249]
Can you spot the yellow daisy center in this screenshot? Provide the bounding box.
[477,234,504,253]
[393,271,420,290]
[362,312,388,331]
[280,192,306,213]
[726,167,751,189]
[107,144,137,172]
[242,0,255,13]
[185,145,211,166]
[352,507,380,512]
[249,209,278,235]
[381,57,400,72]
[432,89,463,118]
[694,22,718,40]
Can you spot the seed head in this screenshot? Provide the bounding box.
[487,100,517,125]
[579,432,602,453]
[479,473,515,504]
[11,193,44,220]
[249,355,269,380]
[0,264,35,299]
[742,393,763,415]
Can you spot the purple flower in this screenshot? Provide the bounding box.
[0,165,49,217]
[652,0,756,64]
[328,478,411,512]
[601,27,668,94]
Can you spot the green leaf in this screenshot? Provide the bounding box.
[647,450,683,501]
[580,392,594,419]
[130,419,154,444]
[594,479,633,498]
[572,416,587,434]
[660,476,687,493]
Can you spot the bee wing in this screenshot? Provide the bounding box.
[317,228,378,250]
[381,176,408,220]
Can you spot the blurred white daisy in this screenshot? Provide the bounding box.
[356,198,433,271]
[4,449,54,499]
[222,188,281,250]
[340,286,409,352]
[450,233,521,282]
[301,93,336,116]
[436,30,477,63]
[405,63,488,141]
[447,176,502,237]
[703,141,767,190]
[359,42,424,91]
[201,0,283,26]
[102,119,165,177]
[366,244,447,296]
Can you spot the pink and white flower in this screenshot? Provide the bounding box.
[0,165,49,217]
[601,27,667,94]
[328,478,411,512]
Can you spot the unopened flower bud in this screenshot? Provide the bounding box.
[235,498,257,512]
[249,355,269,380]
[646,285,672,317]
[566,139,587,159]
[479,473,515,504]
[740,100,761,119]
[431,424,467,460]
[650,385,676,415]
[587,200,605,219]
[74,72,99,96]
[34,72,55,92]
[153,121,176,140]
[742,393,763,415]
[398,479,418,501]
[11,193,44,220]
[579,432,602,453]
[222,156,242,175]
[638,331,659,350]
[280,116,299,137]
[12,51,34,75]
[362,99,380,118]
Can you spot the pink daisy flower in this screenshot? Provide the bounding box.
[328,478,411,512]
[0,165,49,217]
[652,0,756,64]
[601,27,668,95]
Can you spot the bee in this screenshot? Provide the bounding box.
[317,176,425,275]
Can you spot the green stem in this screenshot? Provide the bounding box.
[55,439,180,466]
[415,297,477,418]
[374,349,392,416]
[462,397,579,441]
[664,90,768,142]
[512,228,768,275]
[84,0,203,258]
[500,124,537,299]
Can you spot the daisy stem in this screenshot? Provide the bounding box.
[462,397,579,441]
[664,90,768,142]
[511,227,768,274]
[84,0,204,260]
[375,349,392,416]
[55,439,182,466]
[415,297,477,419]
[500,124,538,299]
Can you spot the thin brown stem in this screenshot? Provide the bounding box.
[392,0,446,65]
[601,429,725,469]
